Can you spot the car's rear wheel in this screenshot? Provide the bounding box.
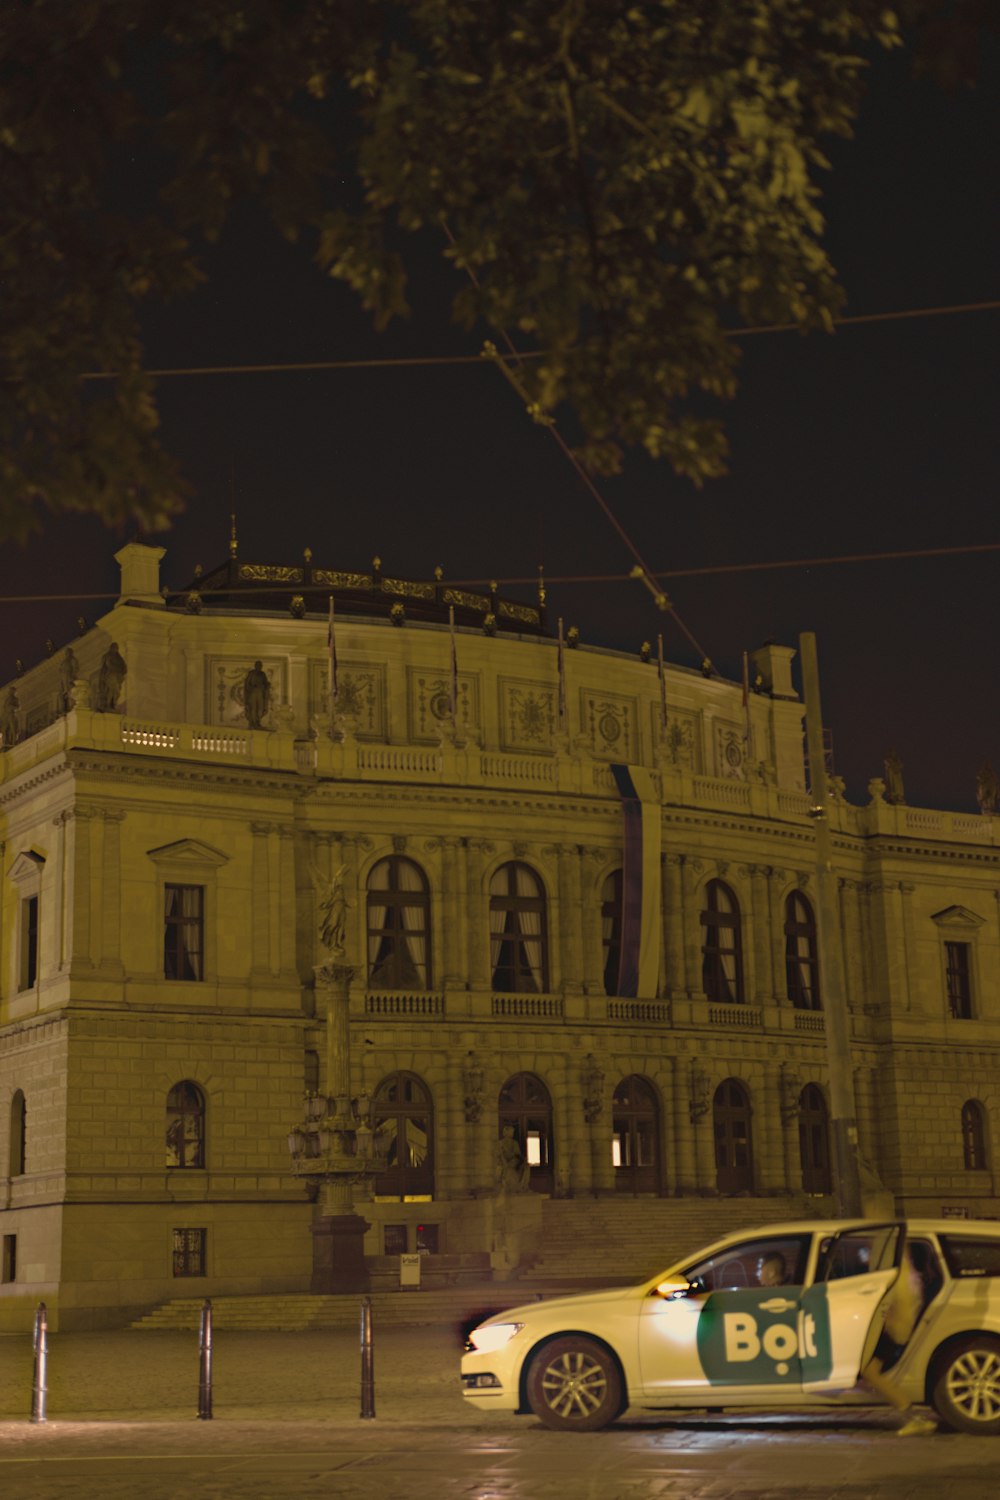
[526,1336,623,1431]
[932,1338,1000,1435]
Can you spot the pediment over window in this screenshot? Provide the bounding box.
[931,905,985,930]
[8,849,45,886]
[147,839,229,868]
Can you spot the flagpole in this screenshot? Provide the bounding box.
[557,617,567,730]
[328,596,339,734]
[741,650,753,762]
[448,605,458,736]
[657,634,667,735]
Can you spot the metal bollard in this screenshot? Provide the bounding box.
[198,1298,213,1420]
[30,1302,48,1424]
[359,1295,375,1419]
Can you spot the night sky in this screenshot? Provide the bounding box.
[2,40,998,814]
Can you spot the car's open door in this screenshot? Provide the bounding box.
[800,1222,905,1395]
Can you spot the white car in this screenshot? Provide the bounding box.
[462,1219,1000,1433]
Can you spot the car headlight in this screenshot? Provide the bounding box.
[467,1321,523,1353]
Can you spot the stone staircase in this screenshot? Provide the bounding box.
[531,1195,831,1283]
[132,1194,831,1332]
[131,1286,529,1333]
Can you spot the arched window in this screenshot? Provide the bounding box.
[166,1082,205,1169]
[367,857,431,989]
[713,1078,753,1194]
[499,1073,554,1194]
[701,881,744,1003]
[785,892,820,1009]
[9,1091,26,1177]
[612,1075,661,1194]
[373,1072,434,1198]
[798,1084,832,1194]
[601,870,624,997]
[489,862,548,993]
[962,1099,988,1171]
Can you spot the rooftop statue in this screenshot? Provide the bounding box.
[95,642,127,713]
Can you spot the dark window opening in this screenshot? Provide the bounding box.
[166,1081,206,1169]
[384,1223,408,1256]
[602,869,624,996]
[164,884,204,981]
[19,895,38,991]
[172,1228,207,1277]
[489,863,548,993]
[701,881,744,1003]
[2,1235,16,1284]
[416,1222,439,1254]
[946,942,973,1019]
[785,892,820,1009]
[9,1090,26,1177]
[962,1100,988,1170]
[367,857,431,989]
[713,1077,754,1194]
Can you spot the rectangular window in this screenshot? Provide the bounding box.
[164,885,204,981]
[19,895,38,991]
[1,1235,16,1284]
[384,1223,408,1256]
[946,941,973,1018]
[172,1228,207,1277]
[415,1222,439,1254]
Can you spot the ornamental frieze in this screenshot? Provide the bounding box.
[714,721,747,781]
[651,704,701,771]
[499,677,556,752]
[581,690,636,760]
[308,659,385,737]
[408,665,480,741]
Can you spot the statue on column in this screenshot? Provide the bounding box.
[316,864,348,958]
[242,660,271,729]
[95,642,127,712]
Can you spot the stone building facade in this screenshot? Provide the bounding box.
[1,542,998,1329]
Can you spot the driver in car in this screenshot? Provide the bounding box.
[757,1252,788,1287]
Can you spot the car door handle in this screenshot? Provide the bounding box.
[758,1298,796,1313]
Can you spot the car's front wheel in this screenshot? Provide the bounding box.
[932,1338,1000,1435]
[525,1336,623,1431]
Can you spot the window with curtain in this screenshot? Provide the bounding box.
[489,862,548,993]
[601,869,624,997]
[9,1090,26,1177]
[785,891,820,1009]
[962,1099,988,1170]
[367,857,431,989]
[701,880,743,1003]
[373,1072,434,1198]
[164,884,204,981]
[166,1081,206,1169]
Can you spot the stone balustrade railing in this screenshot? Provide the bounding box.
[2,706,995,846]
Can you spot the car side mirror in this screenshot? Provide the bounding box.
[654,1278,701,1300]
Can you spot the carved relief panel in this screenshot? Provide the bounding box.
[207,657,287,729]
[714,721,747,780]
[651,705,702,771]
[581,690,637,760]
[499,678,555,752]
[308,660,386,737]
[407,666,480,741]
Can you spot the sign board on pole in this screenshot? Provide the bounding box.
[400,1253,421,1289]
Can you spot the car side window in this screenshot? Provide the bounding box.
[815,1226,900,1282]
[683,1235,810,1293]
[939,1235,1000,1279]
